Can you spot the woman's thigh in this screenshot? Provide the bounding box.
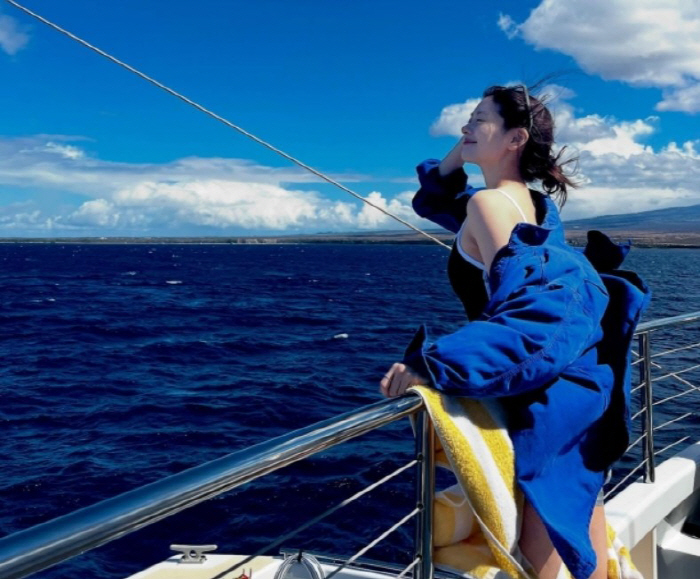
[518,502,608,579]
[519,500,562,579]
[589,505,608,579]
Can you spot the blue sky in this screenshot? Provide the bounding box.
[1,0,699,236]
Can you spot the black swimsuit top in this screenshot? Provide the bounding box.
[447,243,489,321]
[447,189,535,321]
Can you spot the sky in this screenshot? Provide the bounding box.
[1,0,700,237]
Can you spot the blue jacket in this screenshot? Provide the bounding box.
[404,160,650,579]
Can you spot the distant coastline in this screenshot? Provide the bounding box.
[4,202,700,247]
[2,230,700,248]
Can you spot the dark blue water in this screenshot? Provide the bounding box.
[0,243,699,578]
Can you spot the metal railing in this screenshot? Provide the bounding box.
[0,396,429,579]
[1,311,699,579]
[605,310,700,498]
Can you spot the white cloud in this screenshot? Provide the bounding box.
[562,185,700,221]
[57,183,418,234]
[551,98,657,158]
[559,108,700,218]
[428,87,700,219]
[4,103,699,234]
[571,124,700,213]
[657,83,700,113]
[0,135,367,196]
[664,140,700,159]
[497,13,518,40]
[43,142,85,160]
[0,13,29,55]
[578,140,700,189]
[579,120,655,158]
[0,135,420,235]
[108,180,350,230]
[356,190,417,229]
[501,0,700,113]
[429,85,658,160]
[430,98,480,137]
[68,198,120,228]
[0,202,42,229]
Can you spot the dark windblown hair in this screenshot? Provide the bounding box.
[483,84,577,207]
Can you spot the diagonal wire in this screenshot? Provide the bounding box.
[654,436,690,457]
[653,412,692,432]
[651,341,700,359]
[624,431,646,454]
[604,460,647,500]
[209,460,417,579]
[651,363,700,384]
[606,435,695,499]
[653,383,700,407]
[631,406,646,421]
[324,508,420,579]
[670,373,698,389]
[396,557,421,579]
[5,0,451,250]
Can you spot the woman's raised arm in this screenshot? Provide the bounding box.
[439,137,466,176]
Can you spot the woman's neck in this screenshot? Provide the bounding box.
[481,160,527,191]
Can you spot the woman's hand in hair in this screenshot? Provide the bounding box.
[380,362,429,397]
[439,137,467,176]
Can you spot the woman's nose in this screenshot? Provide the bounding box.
[461,124,469,135]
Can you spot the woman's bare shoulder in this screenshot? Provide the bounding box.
[466,189,525,246]
[466,189,514,214]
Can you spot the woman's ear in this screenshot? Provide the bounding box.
[509,128,529,150]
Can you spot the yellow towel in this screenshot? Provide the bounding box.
[409,386,642,579]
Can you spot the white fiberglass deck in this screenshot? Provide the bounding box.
[128,442,700,579]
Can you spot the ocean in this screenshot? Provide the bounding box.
[1,243,699,578]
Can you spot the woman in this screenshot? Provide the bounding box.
[379,85,646,579]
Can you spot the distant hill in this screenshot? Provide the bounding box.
[565,203,700,233]
[564,203,700,247]
[261,202,700,246]
[3,204,699,247]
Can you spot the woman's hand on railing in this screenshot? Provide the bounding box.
[380,363,429,398]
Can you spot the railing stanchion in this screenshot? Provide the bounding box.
[415,410,435,579]
[640,332,656,483]
[0,396,423,579]
[2,309,699,578]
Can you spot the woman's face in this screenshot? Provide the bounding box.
[460,96,510,165]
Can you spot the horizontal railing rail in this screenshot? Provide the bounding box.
[1,310,699,578]
[605,309,700,497]
[635,310,700,333]
[0,396,423,579]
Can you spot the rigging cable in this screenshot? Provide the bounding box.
[5,0,450,250]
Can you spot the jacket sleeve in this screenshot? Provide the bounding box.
[413,159,477,234]
[402,251,610,397]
